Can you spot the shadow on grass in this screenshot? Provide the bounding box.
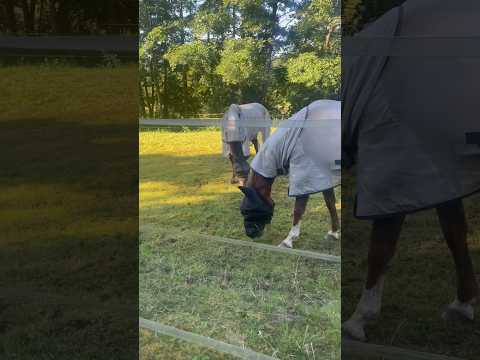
[341,172,480,359]
[1,118,138,359]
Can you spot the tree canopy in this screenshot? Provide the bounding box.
[140,0,341,118]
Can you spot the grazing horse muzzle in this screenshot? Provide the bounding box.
[228,141,250,181]
[232,156,250,181]
[239,186,274,239]
[244,221,264,238]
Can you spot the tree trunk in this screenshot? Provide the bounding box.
[182,66,188,111]
[22,0,37,33]
[261,0,279,103]
[143,83,154,117]
[162,62,169,118]
[139,80,147,118]
[324,26,333,51]
[55,0,71,33]
[231,4,236,38]
[49,0,56,32]
[38,0,45,33]
[3,0,17,33]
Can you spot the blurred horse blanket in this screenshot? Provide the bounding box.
[221,103,271,158]
[342,0,480,218]
[251,100,341,197]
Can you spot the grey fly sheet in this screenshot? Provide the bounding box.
[342,0,480,218]
[251,100,341,197]
[221,103,271,158]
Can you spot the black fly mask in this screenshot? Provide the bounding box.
[239,186,274,238]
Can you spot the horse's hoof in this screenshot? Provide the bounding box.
[341,320,367,342]
[442,302,474,322]
[325,230,341,241]
[278,241,292,249]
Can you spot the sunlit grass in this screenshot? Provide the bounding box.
[140,128,341,358]
[140,227,341,360]
[140,129,341,254]
[140,330,235,360]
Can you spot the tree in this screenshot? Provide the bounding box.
[139,0,342,118]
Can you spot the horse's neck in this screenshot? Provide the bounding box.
[249,172,274,205]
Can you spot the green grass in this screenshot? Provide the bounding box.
[1,65,138,359]
[342,171,480,359]
[140,128,341,255]
[140,329,236,360]
[140,227,340,359]
[140,128,341,358]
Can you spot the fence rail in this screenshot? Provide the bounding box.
[139,117,340,129]
[141,225,341,263]
[0,35,137,58]
[140,317,278,360]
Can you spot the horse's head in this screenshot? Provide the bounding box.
[239,171,275,238]
[228,141,250,187]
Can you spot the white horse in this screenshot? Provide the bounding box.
[221,103,271,186]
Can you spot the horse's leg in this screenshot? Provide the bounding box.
[252,137,259,153]
[437,199,479,321]
[322,188,340,240]
[228,154,238,184]
[342,215,405,341]
[279,195,309,248]
[228,141,250,186]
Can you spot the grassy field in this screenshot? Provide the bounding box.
[342,172,480,359]
[140,329,236,360]
[140,128,341,255]
[140,128,341,359]
[1,65,138,359]
[139,227,340,360]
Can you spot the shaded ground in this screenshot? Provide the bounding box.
[342,171,480,359]
[0,65,138,359]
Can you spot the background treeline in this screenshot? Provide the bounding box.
[0,0,138,34]
[139,0,341,118]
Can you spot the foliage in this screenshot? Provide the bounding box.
[287,53,340,94]
[139,0,342,118]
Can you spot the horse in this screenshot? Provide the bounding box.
[239,100,341,248]
[221,103,271,186]
[341,0,480,341]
